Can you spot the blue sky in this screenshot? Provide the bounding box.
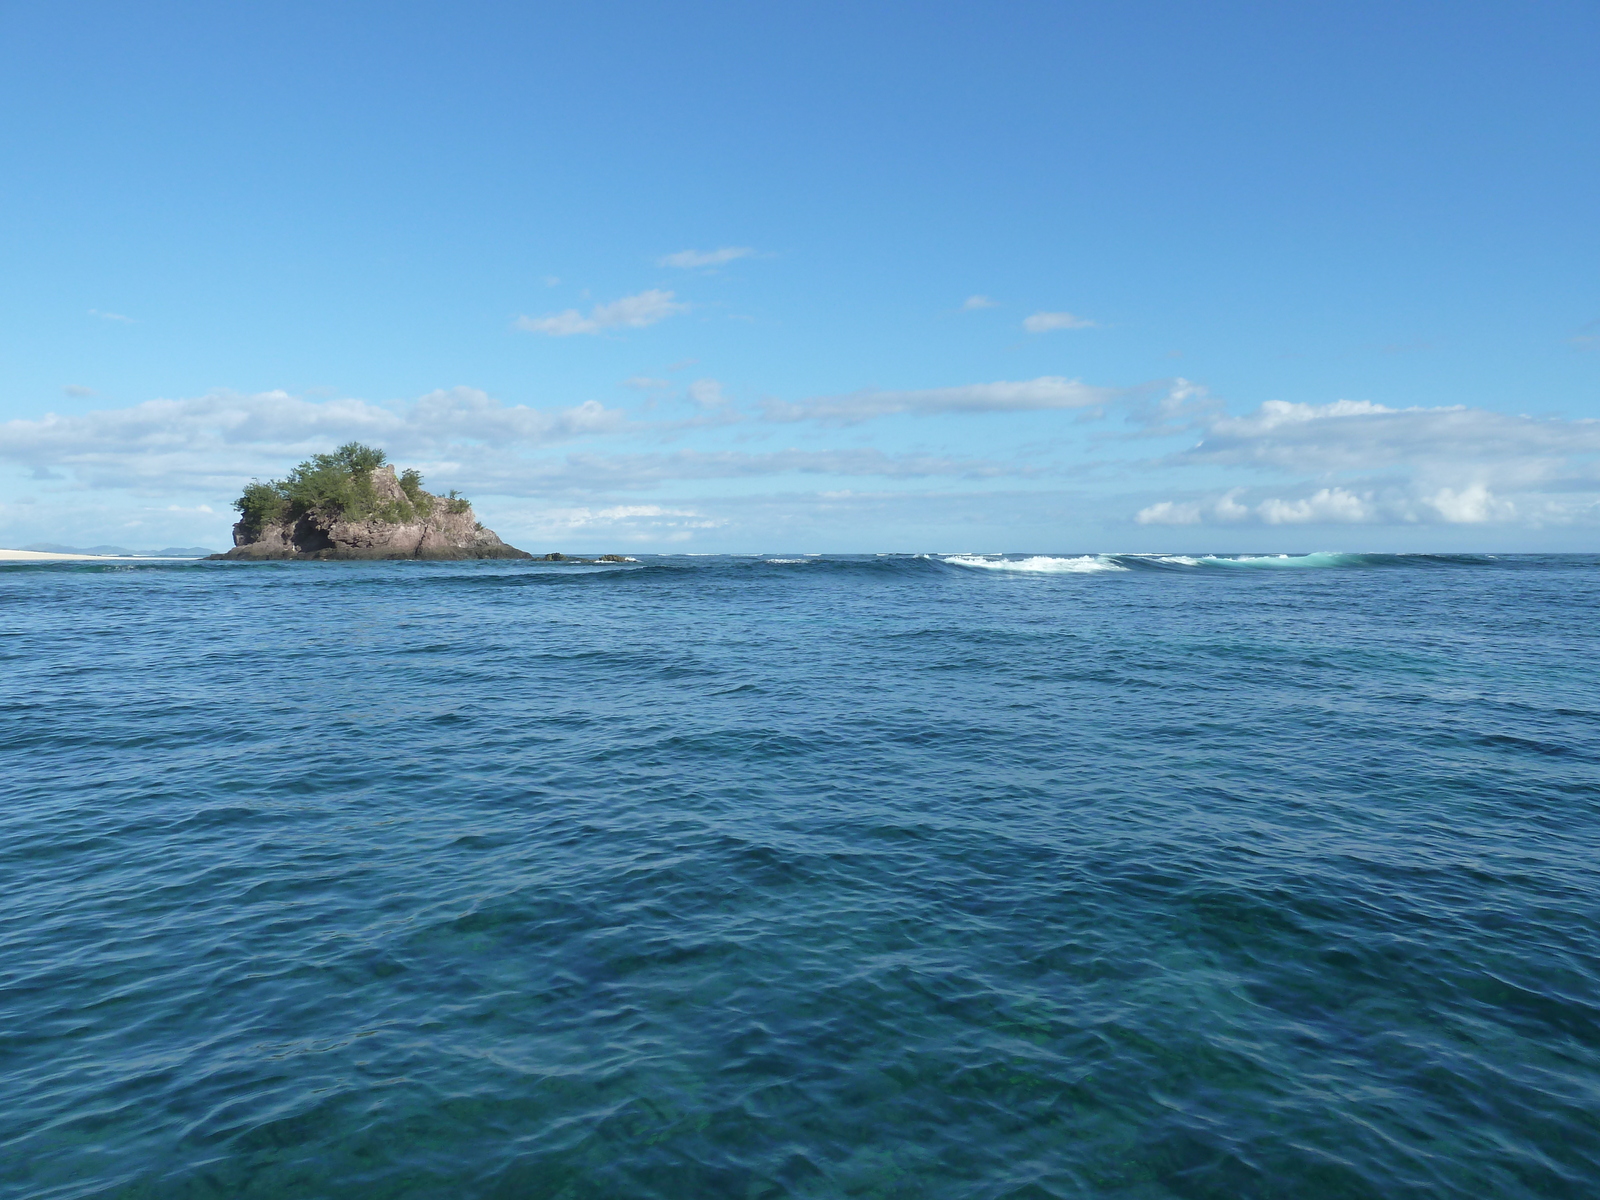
[2,0,1596,551]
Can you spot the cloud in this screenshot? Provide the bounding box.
[1256,487,1374,524]
[1424,483,1517,524]
[499,502,734,546]
[484,486,1129,552]
[687,379,728,408]
[0,387,629,492]
[515,289,688,336]
[657,247,754,269]
[0,386,1037,501]
[1134,484,1523,527]
[1135,486,1377,527]
[62,385,96,397]
[1023,311,1096,333]
[763,376,1115,425]
[527,504,727,538]
[1168,399,1600,473]
[1132,395,1600,528]
[450,447,1036,497]
[962,295,998,310]
[88,309,135,324]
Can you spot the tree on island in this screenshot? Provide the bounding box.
[233,442,471,538]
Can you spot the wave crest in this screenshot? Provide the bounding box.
[943,555,1130,574]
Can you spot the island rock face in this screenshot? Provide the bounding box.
[215,466,531,561]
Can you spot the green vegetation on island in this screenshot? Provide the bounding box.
[233,443,472,536]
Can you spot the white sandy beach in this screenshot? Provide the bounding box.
[0,549,195,562]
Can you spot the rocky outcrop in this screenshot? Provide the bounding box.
[211,466,531,561]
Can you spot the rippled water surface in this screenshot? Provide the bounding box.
[3,553,1599,1199]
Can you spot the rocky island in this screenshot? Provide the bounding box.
[211,443,532,560]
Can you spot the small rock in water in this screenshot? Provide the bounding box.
[212,454,533,561]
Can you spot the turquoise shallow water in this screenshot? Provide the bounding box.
[3,552,1598,1199]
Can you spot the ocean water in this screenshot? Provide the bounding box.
[3,552,1598,1200]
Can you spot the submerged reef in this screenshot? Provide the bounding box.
[212,443,531,561]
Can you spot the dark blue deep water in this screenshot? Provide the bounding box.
[3,552,1599,1199]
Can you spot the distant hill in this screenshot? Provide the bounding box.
[19,543,218,558]
[22,543,135,555]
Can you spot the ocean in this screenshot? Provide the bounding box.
[3,552,1597,1199]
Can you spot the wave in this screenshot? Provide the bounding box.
[1167,552,1371,570]
[1132,552,1506,571]
[14,552,1575,585]
[943,555,1130,574]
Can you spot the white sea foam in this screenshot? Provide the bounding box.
[764,558,809,564]
[943,554,1129,573]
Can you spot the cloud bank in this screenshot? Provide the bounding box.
[7,376,1600,546]
[0,388,627,491]
[1134,398,1600,527]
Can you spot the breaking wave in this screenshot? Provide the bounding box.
[1134,552,1506,571]
[942,554,1130,573]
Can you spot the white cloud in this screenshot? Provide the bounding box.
[1136,483,1527,527]
[1135,487,1377,527]
[1257,487,1373,524]
[1171,398,1600,473]
[1132,393,1600,527]
[763,376,1114,425]
[962,295,998,310]
[1131,500,1202,525]
[454,447,1034,496]
[657,247,754,268]
[1425,483,1516,523]
[515,289,688,336]
[0,386,1042,502]
[88,309,135,324]
[62,385,96,397]
[510,503,729,546]
[687,378,728,408]
[0,387,629,491]
[1023,311,1095,333]
[17,373,1600,543]
[539,504,724,530]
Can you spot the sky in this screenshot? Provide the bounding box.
[1,0,1596,553]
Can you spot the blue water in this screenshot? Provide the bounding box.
[3,552,1598,1199]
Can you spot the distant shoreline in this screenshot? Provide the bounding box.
[0,549,205,562]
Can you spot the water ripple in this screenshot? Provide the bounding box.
[2,555,1598,1198]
